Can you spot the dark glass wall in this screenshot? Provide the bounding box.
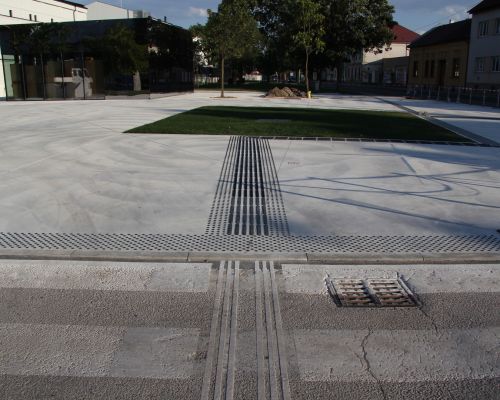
[0,18,194,100]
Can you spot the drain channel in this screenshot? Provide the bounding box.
[206,137,289,236]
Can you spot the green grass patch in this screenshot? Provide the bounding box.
[127,106,468,142]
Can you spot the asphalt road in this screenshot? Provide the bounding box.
[1,259,498,400]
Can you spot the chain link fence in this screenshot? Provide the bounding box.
[407,86,500,108]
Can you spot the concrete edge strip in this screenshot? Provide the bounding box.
[1,250,500,264]
[376,97,500,146]
[262,261,280,400]
[269,261,292,400]
[201,262,226,400]
[225,261,239,400]
[214,261,234,400]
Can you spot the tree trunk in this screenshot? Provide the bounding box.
[133,71,142,92]
[305,51,310,94]
[220,57,225,98]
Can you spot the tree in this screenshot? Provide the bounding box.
[202,0,261,97]
[320,0,395,88]
[292,0,325,94]
[253,0,300,78]
[254,0,395,89]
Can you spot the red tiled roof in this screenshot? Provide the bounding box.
[391,24,420,43]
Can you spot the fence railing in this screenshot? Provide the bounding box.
[407,85,500,108]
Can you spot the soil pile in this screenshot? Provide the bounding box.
[266,86,306,98]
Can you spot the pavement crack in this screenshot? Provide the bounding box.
[419,306,439,334]
[359,329,388,400]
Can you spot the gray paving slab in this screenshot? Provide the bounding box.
[272,140,500,236]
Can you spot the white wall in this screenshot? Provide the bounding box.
[364,43,410,64]
[0,0,87,100]
[0,0,87,24]
[86,1,130,20]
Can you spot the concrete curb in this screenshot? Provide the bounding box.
[0,250,499,265]
[377,97,500,146]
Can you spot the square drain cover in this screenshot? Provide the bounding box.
[325,277,418,308]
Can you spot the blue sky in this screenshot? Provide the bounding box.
[83,0,479,33]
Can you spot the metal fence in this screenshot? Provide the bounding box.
[407,86,500,108]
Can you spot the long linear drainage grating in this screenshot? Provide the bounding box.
[0,233,500,254]
[206,136,289,236]
[325,276,418,307]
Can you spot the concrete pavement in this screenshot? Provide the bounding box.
[0,259,498,399]
[387,97,500,145]
[1,93,499,238]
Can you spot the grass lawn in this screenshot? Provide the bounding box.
[127,106,468,142]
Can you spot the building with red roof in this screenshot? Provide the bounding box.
[340,24,420,85]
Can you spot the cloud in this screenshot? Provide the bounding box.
[438,4,469,20]
[188,6,208,17]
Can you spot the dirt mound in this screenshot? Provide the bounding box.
[266,86,306,98]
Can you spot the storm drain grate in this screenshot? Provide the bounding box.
[325,276,418,307]
[206,136,289,236]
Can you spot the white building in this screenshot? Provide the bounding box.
[0,0,87,25]
[343,24,420,84]
[86,1,150,21]
[0,0,87,99]
[467,0,500,88]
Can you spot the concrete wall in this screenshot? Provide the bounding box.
[408,41,469,87]
[467,7,500,88]
[86,2,130,20]
[0,0,87,24]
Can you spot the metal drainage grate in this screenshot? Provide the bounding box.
[325,276,418,307]
[0,233,499,254]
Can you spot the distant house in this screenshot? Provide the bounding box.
[244,70,263,82]
[341,24,419,84]
[467,0,500,89]
[408,19,471,88]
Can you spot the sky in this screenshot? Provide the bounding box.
[82,0,480,34]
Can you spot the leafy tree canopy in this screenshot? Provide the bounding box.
[195,0,262,96]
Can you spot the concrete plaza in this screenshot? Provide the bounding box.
[0,92,499,239]
[1,93,499,399]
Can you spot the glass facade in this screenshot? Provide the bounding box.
[0,18,194,100]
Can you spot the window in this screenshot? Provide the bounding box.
[424,60,429,77]
[478,21,489,36]
[34,15,37,22]
[51,18,54,22]
[413,61,419,78]
[476,57,485,72]
[493,56,500,72]
[430,60,435,78]
[8,10,12,17]
[452,58,460,78]
[29,14,32,21]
